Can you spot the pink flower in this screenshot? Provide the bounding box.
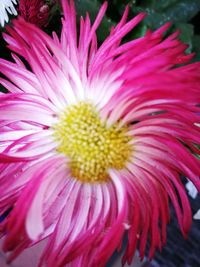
[0,0,200,266]
[19,0,49,27]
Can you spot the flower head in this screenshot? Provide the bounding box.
[0,0,200,266]
[19,0,49,27]
[0,0,17,27]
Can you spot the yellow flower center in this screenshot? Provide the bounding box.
[53,102,132,182]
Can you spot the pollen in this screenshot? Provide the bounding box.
[53,102,132,183]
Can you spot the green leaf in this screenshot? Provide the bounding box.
[175,23,194,53]
[164,0,200,23]
[141,8,170,29]
[131,0,200,31]
[138,0,156,8]
[75,0,102,21]
[151,0,179,11]
[192,35,200,62]
[0,84,7,93]
[128,22,147,39]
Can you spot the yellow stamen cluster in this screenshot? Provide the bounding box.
[53,102,131,183]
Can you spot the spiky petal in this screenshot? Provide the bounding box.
[0,1,200,267]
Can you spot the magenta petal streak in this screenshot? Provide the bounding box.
[0,0,200,267]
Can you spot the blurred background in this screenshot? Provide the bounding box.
[0,0,200,267]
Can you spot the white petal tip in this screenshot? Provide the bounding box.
[193,210,200,220]
[186,180,198,199]
[26,220,44,241]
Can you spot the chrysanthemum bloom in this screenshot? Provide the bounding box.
[19,0,49,27]
[0,0,17,27]
[0,1,200,266]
